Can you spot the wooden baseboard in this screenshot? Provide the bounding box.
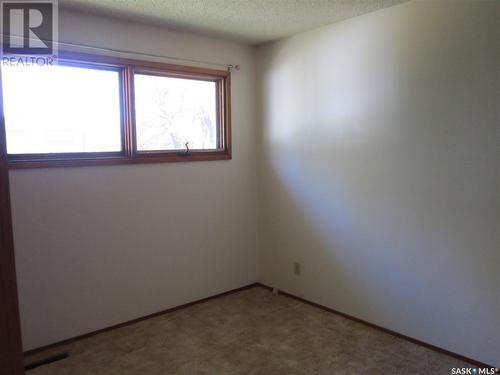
[255,283,494,369]
[24,282,259,356]
[25,282,495,370]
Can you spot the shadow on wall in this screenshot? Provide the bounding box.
[262,143,498,354]
[257,2,499,363]
[262,149,442,326]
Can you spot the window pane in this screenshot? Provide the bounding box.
[134,74,217,151]
[2,64,122,154]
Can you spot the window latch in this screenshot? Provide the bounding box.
[177,142,191,156]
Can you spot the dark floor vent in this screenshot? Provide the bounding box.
[25,352,69,371]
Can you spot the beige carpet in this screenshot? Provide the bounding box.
[26,286,473,374]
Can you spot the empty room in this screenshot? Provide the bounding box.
[0,0,498,374]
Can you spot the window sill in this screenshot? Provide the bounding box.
[8,150,231,169]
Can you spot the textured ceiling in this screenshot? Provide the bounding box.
[59,0,408,45]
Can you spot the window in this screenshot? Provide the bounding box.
[0,52,231,168]
[3,64,122,154]
[134,74,217,152]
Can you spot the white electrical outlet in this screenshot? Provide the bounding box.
[294,262,301,276]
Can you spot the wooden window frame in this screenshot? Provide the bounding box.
[2,51,231,169]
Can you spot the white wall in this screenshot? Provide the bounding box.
[257,0,499,366]
[9,9,259,351]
